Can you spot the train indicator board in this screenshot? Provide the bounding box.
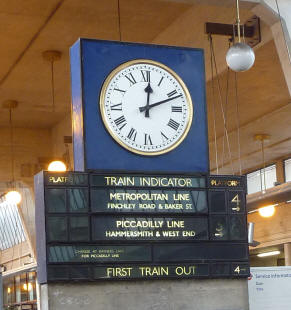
[35,171,249,283]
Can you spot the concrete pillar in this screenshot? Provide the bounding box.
[253,1,291,95]
[40,279,249,310]
[263,0,291,59]
[284,243,291,266]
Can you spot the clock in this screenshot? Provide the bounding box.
[100,59,193,156]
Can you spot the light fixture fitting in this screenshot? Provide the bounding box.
[226,0,255,72]
[257,250,280,257]
[42,50,62,112]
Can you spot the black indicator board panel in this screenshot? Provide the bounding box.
[35,171,249,283]
[48,245,152,263]
[90,188,208,214]
[92,216,208,241]
[90,175,206,188]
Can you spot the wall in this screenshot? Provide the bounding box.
[41,279,249,310]
[0,242,31,271]
[248,202,291,249]
[0,127,52,189]
[51,114,73,170]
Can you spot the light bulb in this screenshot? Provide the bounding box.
[48,160,67,172]
[7,287,11,294]
[5,190,22,204]
[226,42,255,72]
[258,205,276,218]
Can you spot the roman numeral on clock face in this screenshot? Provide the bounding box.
[171,106,182,113]
[141,70,150,82]
[114,87,126,93]
[114,115,127,130]
[167,90,178,97]
[158,77,164,87]
[110,103,122,111]
[144,133,153,145]
[127,128,137,141]
[161,131,168,142]
[167,119,180,131]
[125,73,137,85]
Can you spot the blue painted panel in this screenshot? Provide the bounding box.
[70,39,209,173]
[70,41,85,171]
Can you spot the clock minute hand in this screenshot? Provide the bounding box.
[139,94,182,113]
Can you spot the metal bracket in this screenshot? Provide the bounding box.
[205,15,261,47]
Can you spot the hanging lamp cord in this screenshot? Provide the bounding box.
[209,35,219,175]
[51,60,55,112]
[117,0,122,41]
[234,72,242,175]
[261,140,267,193]
[221,40,232,171]
[209,35,234,175]
[9,108,15,189]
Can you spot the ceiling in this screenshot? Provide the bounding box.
[0,0,290,173]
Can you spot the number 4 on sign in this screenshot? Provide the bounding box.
[231,194,241,211]
[234,266,240,274]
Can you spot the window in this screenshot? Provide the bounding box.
[284,158,291,182]
[247,165,277,194]
[3,271,37,310]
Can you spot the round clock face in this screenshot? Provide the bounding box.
[100,59,193,156]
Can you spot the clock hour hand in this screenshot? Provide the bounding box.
[144,82,153,118]
[139,94,182,113]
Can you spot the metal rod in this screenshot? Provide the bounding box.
[9,108,15,189]
[262,140,267,193]
[236,0,241,42]
[248,222,254,244]
[0,271,3,310]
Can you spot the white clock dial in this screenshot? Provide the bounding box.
[100,59,193,156]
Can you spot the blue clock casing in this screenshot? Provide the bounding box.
[70,39,209,173]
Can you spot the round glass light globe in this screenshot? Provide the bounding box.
[5,190,22,205]
[48,160,67,172]
[258,205,275,218]
[226,42,255,72]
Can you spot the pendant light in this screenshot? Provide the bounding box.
[226,0,255,72]
[42,50,67,172]
[2,100,22,205]
[48,160,67,172]
[254,134,276,218]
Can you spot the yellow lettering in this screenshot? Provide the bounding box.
[107,267,132,277]
[175,266,196,276]
[166,220,184,228]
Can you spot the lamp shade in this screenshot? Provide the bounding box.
[258,205,276,218]
[226,42,255,72]
[5,190,22,204]
[48,160,67,172]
